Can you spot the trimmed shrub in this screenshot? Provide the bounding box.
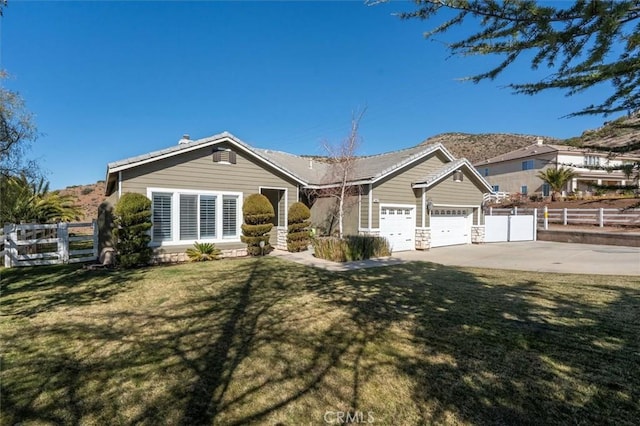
[287,202,311,252]
[241,194,274,256]
[113,192,152,268]
[186,242,222,261]
[312,235,391,262]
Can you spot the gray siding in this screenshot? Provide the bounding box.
[121,142,298,214]
[481,153,556,194]
[310,195,358,236]
[360,185,370,229]
[427,171,486,225]
[372,152,448,228]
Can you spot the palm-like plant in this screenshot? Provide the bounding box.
[537,167,577,201]
[186,242,222,262]
[0,174,82,223]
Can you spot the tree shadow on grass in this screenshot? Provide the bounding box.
[1,258,357,425]
[2,258,639,425]
[305,261,640,424]
[0,264,147,317]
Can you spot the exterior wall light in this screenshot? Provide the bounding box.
[453,170,464,182]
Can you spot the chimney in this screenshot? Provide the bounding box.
[536,137,544,146]
[178,134,191,145]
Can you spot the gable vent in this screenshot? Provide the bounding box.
[213,148,237,164]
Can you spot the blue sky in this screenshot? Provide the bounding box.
[1,1,616,190]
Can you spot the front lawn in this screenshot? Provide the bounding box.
[1,259,639,425]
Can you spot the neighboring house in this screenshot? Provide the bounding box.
[101,131,493,260]
[475,138,640,196]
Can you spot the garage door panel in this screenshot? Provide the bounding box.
[380,206,415,252]
[430,209,471,248]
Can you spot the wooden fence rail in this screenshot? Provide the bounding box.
[487,207,640,228]
[2,221,98,268]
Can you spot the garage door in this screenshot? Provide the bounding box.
[430,208,471,248]
[379,206,415,252]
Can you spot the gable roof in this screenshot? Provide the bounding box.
[107,131,311,186]
[475,142,640,166]
[105,131,481,193]
[412,158,494,192]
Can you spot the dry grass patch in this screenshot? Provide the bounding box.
[1,259,639,425]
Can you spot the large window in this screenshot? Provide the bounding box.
[149,190,240,244]
[200,196,216,238]
[222,195,238,238]
[152,193,173,242]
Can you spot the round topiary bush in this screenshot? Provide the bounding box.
[287,202,311,252]
[113,192,153,268]
[241,193,274,256]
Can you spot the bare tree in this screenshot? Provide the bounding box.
[318,109,365,238]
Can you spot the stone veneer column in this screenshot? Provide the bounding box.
[276,227,288,250]
[471,225,485,243]
[415,227,431,250]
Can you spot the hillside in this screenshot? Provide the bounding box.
[58,181,107,222]
[420,133,561,163]
[564,111,640,154]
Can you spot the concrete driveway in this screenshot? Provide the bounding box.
[395,241,640,276]
[274,241,640,275]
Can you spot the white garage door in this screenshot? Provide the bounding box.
[379,206,415,252]
[431,208,471,248]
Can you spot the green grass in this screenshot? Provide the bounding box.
[1,259,639,425]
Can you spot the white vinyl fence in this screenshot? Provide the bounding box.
[2,221,98,268]
[488,207,640,228]
[485,212,537,242]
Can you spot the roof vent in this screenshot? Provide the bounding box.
[536,137,544,146]
[309,159,313,169]
[178,134,191,145]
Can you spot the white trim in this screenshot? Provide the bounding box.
[109,134,308,185]
[259,186,289,227]
[412,160,494,192]
[358,191,362,230]
[370,143,455,185]
[146,187,243,246]
[118,172,122,198]
[421,188,426,228]
[368,184,373,229]
[433,203,480,208]
[380,203,415,209]
[305,179,371,190]
[303,145,455,189]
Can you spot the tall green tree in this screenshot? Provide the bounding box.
[1,71,39,179]
[387,0,640,118]
[537,166,577,201]
[112,192,153,268]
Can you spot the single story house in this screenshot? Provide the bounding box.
[475,138,640,197]
[101,131,493,261]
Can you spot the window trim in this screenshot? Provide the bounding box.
[522,160,535,171]
[147,187,243,246]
